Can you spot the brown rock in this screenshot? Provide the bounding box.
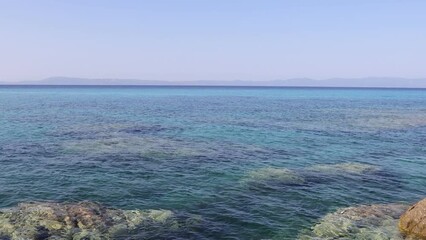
[65,201,111,230]
[399,198,426,239]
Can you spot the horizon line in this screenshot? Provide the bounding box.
[1,84,425,90]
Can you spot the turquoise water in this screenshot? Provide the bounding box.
[0,86,425,239]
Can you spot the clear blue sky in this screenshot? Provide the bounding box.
[1,0,425,82]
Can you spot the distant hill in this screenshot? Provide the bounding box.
[1,77,426,88]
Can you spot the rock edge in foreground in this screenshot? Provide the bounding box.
[399,198,426,240]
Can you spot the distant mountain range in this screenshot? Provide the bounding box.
[1,77,426,88]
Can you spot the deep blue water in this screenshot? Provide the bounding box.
[0,86,425,239]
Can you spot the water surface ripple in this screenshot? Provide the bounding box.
[0,86,425,239]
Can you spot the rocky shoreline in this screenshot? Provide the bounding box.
[298,198,426,240]
[0,198,425,239]
[0,201,191,240]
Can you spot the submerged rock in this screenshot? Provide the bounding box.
[243,167,305,186]
[298,203,409,240]
[399,198,426,239]
[350,110,426,131]
[308,162,380,175]
[63,136,206,158]
[0,201,177,240]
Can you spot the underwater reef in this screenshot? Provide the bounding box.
[307,162,381,175]
[0,201,179,240]
[242,167,305,187]
[241,162,381,189]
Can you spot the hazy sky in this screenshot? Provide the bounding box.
[1,0,426,82]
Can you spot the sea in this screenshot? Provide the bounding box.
[0,86,425,239]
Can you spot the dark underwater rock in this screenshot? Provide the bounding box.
[119,125,169,134]
[399,198,426,239]
[34,226,50,240]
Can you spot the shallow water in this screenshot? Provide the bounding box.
[0,86,425,239]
